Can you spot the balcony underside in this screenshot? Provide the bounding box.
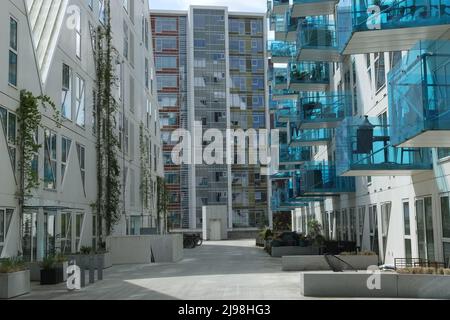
[272,56,292,63]
[299,190,347,196]
[273,93,299,101]
[286,31,297,42]
[297,48,342,62]
[272,4,290,15]
[396,130,450,148]
[280,160,308,166]
[289,82,328,92]
[275,31,287,41]
[291,0,338,18]
[290,139,329,147]
[297,119,342,129]
[342,25,450,55]
[340,167,432,177]
[274,83,288,90]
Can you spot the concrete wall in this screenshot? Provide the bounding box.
[110,234,183,264]
[202,206,228,240]
[282,255,379,271]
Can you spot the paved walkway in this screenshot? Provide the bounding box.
[16,239,304,300]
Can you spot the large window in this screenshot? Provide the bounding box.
[369,204,379,254]
[381,202,391,263]
[0,106,17,172]
[155,37,177,52]
[416,197,435,261]
[62,64,72,120]
[156,56,177,70]
[76,11,81,59]
[75,75,85,127]
[9,17,18,86]
[156,17,177,33]
[61,136,72,184]
[76,143,86,193]
[158,94,178,107]
[403,201,412,259]
[374,52,386,92]
[440,195,450,265]
[157,75,177,90]
[44,129,57,190]
[0,209,14,255]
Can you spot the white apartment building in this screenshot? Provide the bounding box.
[0,0,163,261]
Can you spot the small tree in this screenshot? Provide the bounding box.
[307,219,325,245]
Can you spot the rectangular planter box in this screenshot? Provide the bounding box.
[40,268,63,285]
[271,246,320,258]
[397,274,450,299]
[283,255,379,271]
[301,272,398,298]
[68,253,112,269]
[0,270,31,299]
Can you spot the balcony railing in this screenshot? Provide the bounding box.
[335,117,433,176]
[288,62,330,91]
[269,40,297,63]
[297,162,356,195]
[272,88,300,100]
[291,0,339,17]
[290,127,332,146]
[280,144,312,163]
[273,67,289,89]
[297,92,351,128]
[388,40,450,147]
[337,0,450,54]
[296,15,341,62]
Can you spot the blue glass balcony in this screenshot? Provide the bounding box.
[276,106,299,122]
[272,88,300,101]
[296,15,341,62]
[388,40,450,147]
[269,0,291,15]
[273,67,288,90]
[290,127,332,146]
[273,14,289,40]
[286,10,300,41]
[288,62,330,91]
[336,117,433,176]
[269,40,297,63]
[297,162,355,195]
[297,92,351,129]
[291,0,339,17]
[272,180,309,211]
[280,144,312,164]
[337,0,450,55]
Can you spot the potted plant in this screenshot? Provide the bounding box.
[40,256,62,285]
[55,254,69,282]
[0,257,30,299]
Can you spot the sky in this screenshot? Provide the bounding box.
[149,0,267,13]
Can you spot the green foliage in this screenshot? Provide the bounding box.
[157,177,169,233]
[398,267,450,275]
[259,227,273,240]
[17,90,58,194]
[306,219,325,245]
[94,1,121,236]
[40,256,56,270]
[55,253,68,263]
[80,246,93,255]
[139,123,152,210]
[0,257,27,273]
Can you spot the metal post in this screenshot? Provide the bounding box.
[89,255,95,284]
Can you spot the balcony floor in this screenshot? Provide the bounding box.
[273,93,299,101]
[291,0,338,18]
[297,48,342,62]
[340,168,432,177]
[342,25,450,55]
[290,140,329,147]
[289,82,329,92]
[396,130,450,148]
[298,119,342,129]
[272,56,292,63]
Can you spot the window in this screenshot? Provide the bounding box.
[380,202,391,263]
[76,143,86,193]
[75,75,85,127]
[9,17,18,86]
[0,106,17,172]
[403,201,412,259]
[194,38,206,48]
[158,94,177,107]
[374,52,386,92]
[99,0,105,24]
[61,137,72,183]
[129,76,135,113]
[123,21,129,59]
[62,64,72,120]
[416,197,435,261]
[75,213,84,250]
[76,11,81,59]
[145,58,149,88]
[390,51,402,70]
[60,212,72,254]
[252,77,264,90]
[156,17,177,32]
[251,39,263,53]
[155,37,177,52]
[251,20,263,35]
[230,57,246,72]
[0,209,14,254]
[252,59,264,73]
[232,76,246,91]
[157,75,177,90]
[165,173,180,184]
[369,205,378,254]
[194,77,206,87]
[156,56,177,70]
[44,129,57,190]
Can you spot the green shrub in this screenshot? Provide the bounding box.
[0,257,27,273]
[80,246,93,255]
[40,256,56,270]
[397,267,450,275]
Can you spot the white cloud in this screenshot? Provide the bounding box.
[149,0,266,13]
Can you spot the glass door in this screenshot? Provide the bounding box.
[440,194,450,267]
[22,211,37,262]
[403,201,412,259]
[44,211,56,258]
[380,202,391,263]
[357,206,365,249]
[416,197,435,261]
[369,204,379,255]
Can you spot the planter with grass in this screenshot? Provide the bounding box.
[397,267,450,299]
[55,254,69,282]
[40,256,63,285]
[0,258,30,299]
[69,246,111,270]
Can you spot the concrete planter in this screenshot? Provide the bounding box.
[29,262,42,281]
[301,272,398,298]
[69,253,111,269]
[0,270,31,299]
[397,274,450,299]
[283,255,379,271]
[271,246,320,258]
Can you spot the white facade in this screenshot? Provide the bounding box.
[0,0,163,260]
[292,30,450,266]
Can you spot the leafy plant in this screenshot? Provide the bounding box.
[397,267,450,275]
[0,257,27,273]
[307,219,325,245]
[157,177,169,234]
[55,254,68,263]
[259,227,273,240]
[80,246,93,255]
[40,256,56,270]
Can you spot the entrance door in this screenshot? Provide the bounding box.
[416,197,435,261]
[210,220,221,241]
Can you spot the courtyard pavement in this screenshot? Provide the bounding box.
[15,239,305,300]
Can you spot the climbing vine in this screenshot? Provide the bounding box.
[94,0,121,237]
[157,177,170,233]
[139,123,152,210]
[17,90,59,195]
